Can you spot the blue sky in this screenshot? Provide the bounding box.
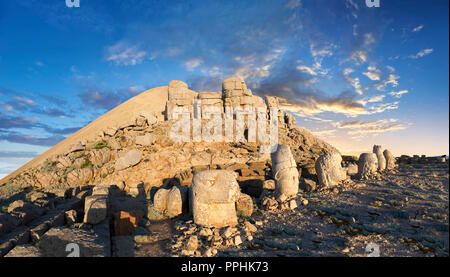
[0,0,449,178]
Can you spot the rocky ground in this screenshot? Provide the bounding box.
[2,160,446,257]
[163,162,449,257]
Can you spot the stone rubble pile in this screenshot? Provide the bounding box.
[0,185,111,257]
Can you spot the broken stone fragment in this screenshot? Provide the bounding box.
[233,235,242,246]
[244,221,257,233]
[191,170,241,228]
[186,235,198,251]
[261,197,278,211]
[139,111,158,125]
[289,199,298,210]
[300,178,317,192]
[166,185,188,217]
[262,179,276,190]
[68,142,85,154]
[114,150,142,171]
[103,127,117,137]
[203,247,217,257]
[236,193,253,217]
[8,200,26,213]
[65,210,78,225]
[153,188,170,213]
[84,195,108,225]
[92,186,110,196]
[135,134,156,146]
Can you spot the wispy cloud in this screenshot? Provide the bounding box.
[337,118,398,129]
[0,113,38,129]
[409,48,433,59]
[343,68,364,95]
[412,24,424,32]
[390,90,409,98]
[184,58,204,71]
[106,42,149,66]
[347,123,406,135]
[285,0,301,9]
[297,65,317,76]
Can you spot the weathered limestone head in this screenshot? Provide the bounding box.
[357,153,378,180]
[190,170,241,228]
[372,145,386,171]
[222,76,252,99]
[383,149,397,170]
[315,153,347,188]
[373,145,382,154]
[271,144,299,198]
[168,80,189,101]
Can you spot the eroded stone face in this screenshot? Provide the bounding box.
[191,170,240,228]
[168,80,189,101]
[315,153,347,188]
[357,153,378,180]
[271,145,299,198]
[373,145,386,171]
[383,149,397,170]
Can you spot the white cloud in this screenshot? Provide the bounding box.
[184,58,204,71]
[367,95,385,103]
[343,68,364,95]
[297,65,317,76]
[363,71,381,81]
[409,48,433,59]
[363,33,376,46]
[351,50,367,64]
[363,65,382,81]
[285,0,301,9]
[386,65,395,73]
[375,74,399,91]
[389,90,408,98]
[337,118,397,129]
[347,123,406,135]
[128,86,143,94]
[106,42,148,66]
[412,25,424,32]
[368,101,399,113]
